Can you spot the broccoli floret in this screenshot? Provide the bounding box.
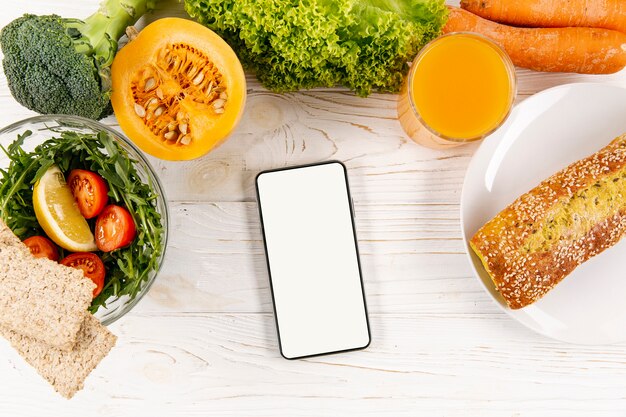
[0,0,156,120]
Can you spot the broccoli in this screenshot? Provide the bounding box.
[0,0,157,120]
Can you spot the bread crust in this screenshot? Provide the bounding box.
[471,134,626,309]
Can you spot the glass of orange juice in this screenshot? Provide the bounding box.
[398,32,516,148]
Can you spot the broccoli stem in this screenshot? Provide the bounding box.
[81,0,157,67]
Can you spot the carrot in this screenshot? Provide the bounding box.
[443,6,626,74]
[461,0,626,34]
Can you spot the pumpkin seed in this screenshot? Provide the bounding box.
[144,78,156,92]
[164,131,178,141]
[188,65,199,78]
[154,106,165,117]
[134,103,146,118]
[179,123,188,135]
[155,119,169,132]
[205,80,214,95]
[179,135,191,145]
[171,56,181,71]
[193,72,204,85]
[146,98,158,108]
[212,99,226,109]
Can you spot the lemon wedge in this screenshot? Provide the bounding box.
[33,165,97,252]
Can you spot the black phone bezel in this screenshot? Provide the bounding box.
[255,160,371,360]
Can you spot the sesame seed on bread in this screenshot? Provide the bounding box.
[471,133,626,309]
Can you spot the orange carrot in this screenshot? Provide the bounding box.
[443,6,626,74]
[461,0,626,34]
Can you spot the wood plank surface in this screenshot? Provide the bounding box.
[3,313,626,417]
[0,0,625,416]
[140,202,495,315]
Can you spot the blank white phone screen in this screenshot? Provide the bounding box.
[256,162,370,359]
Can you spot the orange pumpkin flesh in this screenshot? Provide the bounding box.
[111,18,246,161]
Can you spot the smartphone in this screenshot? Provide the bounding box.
[256,161,371,359]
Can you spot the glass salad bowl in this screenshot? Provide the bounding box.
[0,115,168,325]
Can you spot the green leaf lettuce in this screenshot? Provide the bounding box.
[184,0,448,96]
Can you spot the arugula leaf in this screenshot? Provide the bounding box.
[0,130,164,313]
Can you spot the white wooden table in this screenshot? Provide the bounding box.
[1,1,626,416]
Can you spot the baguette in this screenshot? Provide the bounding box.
[471,133,626,309]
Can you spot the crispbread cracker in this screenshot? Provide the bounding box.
[0,220,27,250]
[1,313,117,398]
[0,219,95,350]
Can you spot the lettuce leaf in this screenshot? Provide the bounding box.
[184,0,448,96]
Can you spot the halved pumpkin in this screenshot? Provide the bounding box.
[111,18,246,161]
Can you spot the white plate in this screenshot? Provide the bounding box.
[461,83,626,344]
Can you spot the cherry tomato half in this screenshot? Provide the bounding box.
[95,205,137,252]
[68,169,109,219]
[23,236,59,261]
[60,253,106,298]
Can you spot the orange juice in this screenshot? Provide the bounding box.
[398,33,516,148]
